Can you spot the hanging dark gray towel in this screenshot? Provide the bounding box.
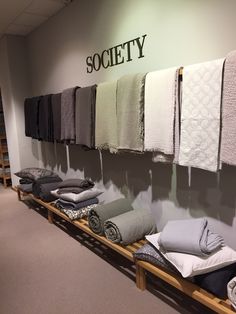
[61,86,79,143]
[38,94,53,141]
[24,98,31,137]
[30,96,41,139]
[51,93,61,142]
[116,73,146,152]
[75,85,96,149]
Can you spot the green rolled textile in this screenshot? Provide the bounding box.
[88,198,133,235]
[104,208,156,245]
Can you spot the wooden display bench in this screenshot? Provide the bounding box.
[16,186,235,314]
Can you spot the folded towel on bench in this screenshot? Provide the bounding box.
[104,208,156,245]
[88,198,134,235]
[158,218,224,256]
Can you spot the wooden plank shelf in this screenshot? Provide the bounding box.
[16,186,236,314]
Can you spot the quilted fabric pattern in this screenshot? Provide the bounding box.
[178,59,225,172]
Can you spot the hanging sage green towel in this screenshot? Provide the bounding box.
[104,208,156,245]
[116,73,146,152]
[88,198,133,235]
[95,81,118,152]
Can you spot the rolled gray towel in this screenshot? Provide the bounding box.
[104,208,156,245]
[88,198,133,235]
[228,277,236,310]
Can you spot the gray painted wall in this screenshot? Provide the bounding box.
[1,0,236,247]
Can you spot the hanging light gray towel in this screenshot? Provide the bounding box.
[75,85,96,149]
[158,218,224,256]
[61,86,79,143]
[116,73,146,152]
[88,198,133,235]
[104,208,156,245]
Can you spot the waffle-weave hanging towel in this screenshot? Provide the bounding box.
[178,58,225,172]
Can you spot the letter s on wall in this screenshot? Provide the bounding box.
[86,56,93,73]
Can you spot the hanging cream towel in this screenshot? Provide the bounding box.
[144,67,180,162]
[178,59,225,172]
[220,51,236,166]
[116,73,146,152]
[95,81,118,152]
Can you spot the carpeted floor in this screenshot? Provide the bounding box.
[0,186,215,314]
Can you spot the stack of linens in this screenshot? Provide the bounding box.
[15,167,61,200]
[51,178,103,220]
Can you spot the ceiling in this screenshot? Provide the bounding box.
[0,0,73,39]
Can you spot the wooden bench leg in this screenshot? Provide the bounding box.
[48,210,54,224]
[17,188,22,201]
[136,263,146,291]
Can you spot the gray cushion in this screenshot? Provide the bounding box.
[15,167,58,181]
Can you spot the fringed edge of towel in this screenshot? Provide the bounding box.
[96,143,118,154]
[138,74,146,153]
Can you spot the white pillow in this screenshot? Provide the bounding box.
[146,233,236,278]
[51,187,103,203]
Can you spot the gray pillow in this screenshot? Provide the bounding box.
[15,167,58,181]
[133,243,179,274]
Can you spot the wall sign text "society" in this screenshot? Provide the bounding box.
[86,34,147,73]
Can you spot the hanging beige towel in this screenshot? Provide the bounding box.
[178,59,225,172]
[95,81,118,152]
[116,73,146,152]
[221,51,236,166]
[145,67,181,163]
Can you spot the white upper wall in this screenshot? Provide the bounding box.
[27,0,236,94]
[0,36,40,185]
